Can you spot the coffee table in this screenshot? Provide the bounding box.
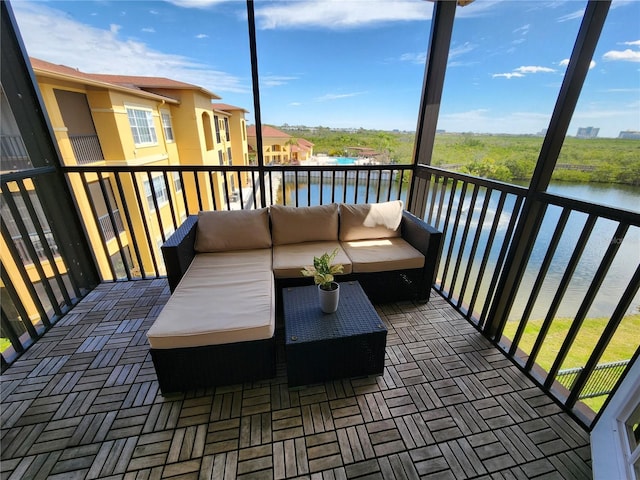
[283,281,387,387]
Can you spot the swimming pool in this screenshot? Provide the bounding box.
[335,157,357,165]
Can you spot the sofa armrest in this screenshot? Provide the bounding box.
[401,210,443,286]
[162,215,199,293]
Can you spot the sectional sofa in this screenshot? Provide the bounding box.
[147,201,442,393]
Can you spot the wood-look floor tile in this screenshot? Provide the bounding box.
[0,280,592,479]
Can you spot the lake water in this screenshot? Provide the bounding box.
[284,178,640,320]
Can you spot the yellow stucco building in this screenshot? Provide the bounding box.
[1,59,251,331]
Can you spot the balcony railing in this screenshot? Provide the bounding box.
[69,134,104,165]
[0,134,33,171]
[97,210,125,241]
[1,162,638,429]
[10,231,60,264]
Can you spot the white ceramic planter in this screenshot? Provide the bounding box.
[318,282,340,313]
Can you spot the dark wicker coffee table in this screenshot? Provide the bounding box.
[283,281,387,387]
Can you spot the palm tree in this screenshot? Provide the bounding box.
[284,137,298,164]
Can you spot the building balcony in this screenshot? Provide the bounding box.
[1,162,637,478]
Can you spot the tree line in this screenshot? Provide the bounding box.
[281,127,640,187]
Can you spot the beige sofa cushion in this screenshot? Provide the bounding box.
[272,241,352,279]
[270,203,339,245]
[341,237,424,273]
[147,249,275,349]
[194,208,271,252]
[339,201,403,242]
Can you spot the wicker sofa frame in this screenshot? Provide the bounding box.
[152,208,442,393]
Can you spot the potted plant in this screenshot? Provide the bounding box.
[301,248,344,313]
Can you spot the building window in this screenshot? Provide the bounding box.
[161,111,174,142]
[224,117,230,141]
[172,172,182,193]
[214,115,221,143]
[143,175,169,211]
[625,403,640,478]
[126,107,157,146]
[242,120,246,141]
[218,150,224,166]
[202,112,213,151]
[227,147,233,164]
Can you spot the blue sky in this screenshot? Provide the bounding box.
[11,0,640,137]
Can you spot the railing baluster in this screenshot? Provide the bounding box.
[456,184,483,310]
[467,189,505,321]
[525,214,598,373]
[162,172,179,228]
[434,176,448,230]
[132,172,160,276]
[508,207,572,355]
[78,171,117,281]
[0,239,44,338]
[479,194,524,328]
[0,307,25,355]
[437,179,460,295]
[545,222,630,389]
[1,186,62,317]
[114,172,146,279]
[449,183,477,304]
[17,179,73,307]
[98,176,131,280]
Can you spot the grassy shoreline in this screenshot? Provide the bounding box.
[501,314,639,371]
[502,313,639,412]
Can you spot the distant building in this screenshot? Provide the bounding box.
[247,125,314,164]
[576,126,599,138]
[618,130,640,140]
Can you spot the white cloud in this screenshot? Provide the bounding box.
[492,72,525,79]
[623,40,640,46]
[11,2,248,94]
[195,33,209,39]
[450,42,476,59]
[493,65,559,79]
[315,92,367,102]
[557,9,585,22]
[110,24,122,34]
[399,52,426,64]
[167,0,229,8]
[254,0,432,30]
[603,49,640,62]
[559,58,596,69]
[438,109,550,135]
[513,24,530,35]
[141,27,156,33]
[514,66,556,74]
[261,75,299,87]
[289,102,302,107]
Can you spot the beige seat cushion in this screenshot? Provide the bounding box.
[341,237,424,273]
[194,208,271,252]
[147,249,275,349]
[272,241,352,279]
[270,203,339,245]
[339,200,404,241]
